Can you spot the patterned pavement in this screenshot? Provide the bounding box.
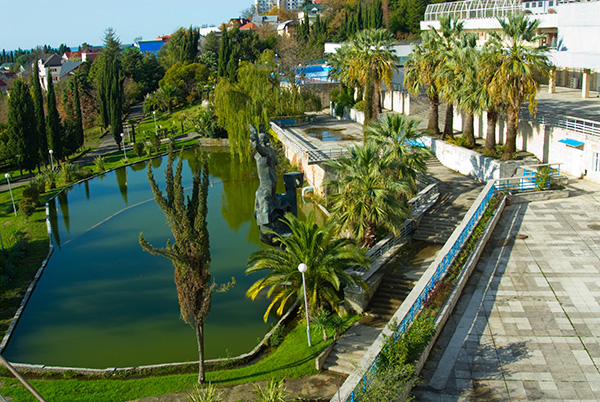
[413,180,600,401]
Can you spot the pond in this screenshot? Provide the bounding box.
[304,128,351,142]
[3,148,310,369]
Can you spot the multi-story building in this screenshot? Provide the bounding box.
[421,0,600,97]
[38,54,82,90]
[255,0,302,14]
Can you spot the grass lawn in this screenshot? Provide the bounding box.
[135,104,205,141]
[0,319,333,402]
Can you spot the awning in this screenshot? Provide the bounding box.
[558,138,585,148]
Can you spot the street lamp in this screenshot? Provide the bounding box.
[48,149,54,170]
[120,133,127,159]
[153,110,158,138]
[5,173,16,216]
[298,263,312,347]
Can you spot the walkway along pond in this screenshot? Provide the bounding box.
[1,148,308,369]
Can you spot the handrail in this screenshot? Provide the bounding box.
[0,354,47,401]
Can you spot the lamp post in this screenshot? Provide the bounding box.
[153,110,158,138]
[120,133,127,159]
[298,263,312,347]
[5,173,16,216]
[48,149,54,170]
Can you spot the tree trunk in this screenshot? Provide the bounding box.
[504,105,518,160]
[463,112,475,147]
[427,95,440,135]
[373,79,382,118]
[195,322,205,384]
[443,103,454,139]
[485,108,497,152]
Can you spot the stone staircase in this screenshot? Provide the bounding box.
[362,273,413,327]
[412,158,484,244]
[321,324,382,375]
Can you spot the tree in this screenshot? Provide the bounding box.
[109,59,124,149]
[139,148,213,384]
[7,80,37,173]
[46,73,63,161]
[159,62,209,101]
[31,61,48,167]
[438,33,479,147]
[326,143,411,248]
[485,15,551,160]
[181,26,200,64]
[217,25,230,78]
[94,28,121,129]
[364,113,431,193]
[404,31,442,135]
[347,29,398,122]
[246,212,368,322]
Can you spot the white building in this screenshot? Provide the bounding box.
[255,0,302,14]
[421,0,600,97]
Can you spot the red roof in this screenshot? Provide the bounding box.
[63,51,82,59]
[240,22,258,31]
[156,34,172,42]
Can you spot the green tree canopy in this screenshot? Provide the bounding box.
[7,80,38,173]
[246,212,368,321]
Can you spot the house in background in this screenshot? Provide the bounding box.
[38,54,82,90]
[81,46,103,62]
[62,51,82,62]
[277,20,297,36]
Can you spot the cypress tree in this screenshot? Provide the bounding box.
[74,79,84,150]
[110,59,124,150]
[46,71,63,161]
[218,25,230,77]
[31,60,48,167]
[7,80,38,174]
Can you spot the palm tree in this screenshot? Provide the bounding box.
[246,212,368,322]
[440,33,480,147]
[404,31,442,135]
[364,113,432,193]
[347,29,399,121]
[476,34,506,152]
[326,143,411,248]
[485,15,551,160]
[432,17,465,139]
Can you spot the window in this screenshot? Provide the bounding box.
[594,152,600,172]
[538,1,543,6]
[526,2,530,7]
[549,0,554,6]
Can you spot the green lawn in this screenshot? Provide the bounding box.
[0,319,331,402]
[135,104,205,140]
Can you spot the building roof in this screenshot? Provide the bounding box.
[42,54,62,67]
[277,20,296,30]
[156,34,172,42]
[59,62,83,79]
[137,40,165,53]
[240,22,259,31]
[0,79,7,87]
[63,51,82,59]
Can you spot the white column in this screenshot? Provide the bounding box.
[582,69,591,99]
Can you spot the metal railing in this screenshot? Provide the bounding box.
[338,166,561,401]
[520,110,600,137]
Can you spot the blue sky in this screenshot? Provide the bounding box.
[2,0,253,51]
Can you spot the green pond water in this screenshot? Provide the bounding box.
[4,148,313,369]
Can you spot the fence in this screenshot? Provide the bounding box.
[335,169,559,402]
[520,111,600,137]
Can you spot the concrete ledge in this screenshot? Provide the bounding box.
[316,343,336,371]
[510,189,569,203]
[197,138,229,147]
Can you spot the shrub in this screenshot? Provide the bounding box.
[94,156,106,172]
[448,135,471,148]
[185,383,222,402]
[22,183,40,205]
[32,174,48,193]
[534,166,551,190]
[265,324,285,347]
[253,379,289,402]
[44,168,58,189]
[59,163,82,184]
[133,142,144,157]
[18,198,36,218]
[149,132,161,150]
[354,100,365,112]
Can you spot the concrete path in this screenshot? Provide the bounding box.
[413,179,600,401]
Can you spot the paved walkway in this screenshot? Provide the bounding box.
[413,179,600,401]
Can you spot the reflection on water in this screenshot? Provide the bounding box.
[5,148,308,368]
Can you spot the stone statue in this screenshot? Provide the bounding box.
[250,124,304,244]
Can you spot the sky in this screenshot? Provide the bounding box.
[2,0,253,51]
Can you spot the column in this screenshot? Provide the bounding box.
[548,67,556,94]
[582,69,591,98]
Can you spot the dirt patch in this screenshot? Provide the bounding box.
[131,373,347,402]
